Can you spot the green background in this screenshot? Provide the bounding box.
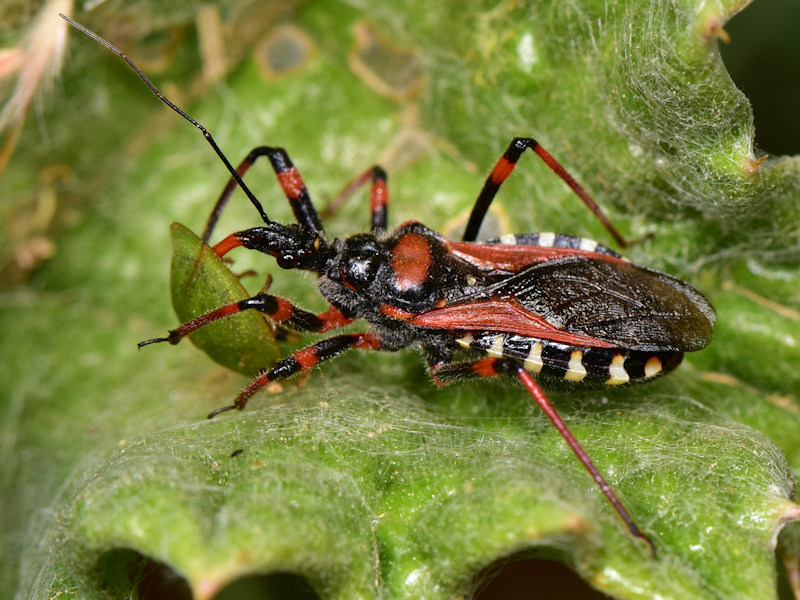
[2,0,800,598]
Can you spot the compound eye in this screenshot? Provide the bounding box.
[276,252,300,269]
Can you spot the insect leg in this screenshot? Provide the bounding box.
[208,332,383,418]
[320,166,389,233]
[516,367,656,555]
[431,356,656,555]
[201,146,324,241]
[138,297,353,347]
[462,137,627,247]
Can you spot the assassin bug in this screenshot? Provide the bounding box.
[63,15,716,555]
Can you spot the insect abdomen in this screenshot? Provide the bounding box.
[484,232,621,258]
[456,333,682,385]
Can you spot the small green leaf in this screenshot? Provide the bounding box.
[169,222,280,375]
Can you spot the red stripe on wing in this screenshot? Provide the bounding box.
[407,299,617,348]
[448,240,626,272]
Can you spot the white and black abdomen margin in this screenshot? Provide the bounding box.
[456,332,682,386]
[484,232,622,259]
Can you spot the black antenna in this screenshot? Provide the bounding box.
[60,14,272,226]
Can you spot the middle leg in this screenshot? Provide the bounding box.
[462,137,627,247]
[321,165,390,233]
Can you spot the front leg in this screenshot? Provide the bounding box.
[138,297,353,348]
[202,146,325,242]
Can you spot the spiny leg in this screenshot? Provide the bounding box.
[320,166,389,232]
[208,332,383,418]
[462,137,627,248]
[431,355,656,556]
[138,295,352,347]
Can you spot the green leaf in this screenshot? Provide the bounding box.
[169,222,280,375]
[3,1,800,599]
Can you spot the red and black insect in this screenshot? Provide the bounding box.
[64,15,715,554]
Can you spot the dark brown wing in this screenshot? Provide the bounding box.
[480,256,715,351]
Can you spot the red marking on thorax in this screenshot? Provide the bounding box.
[391,233,433,291]
[277,167,306,200]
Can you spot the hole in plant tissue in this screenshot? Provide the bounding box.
[720,0,800,155]
[471,554,613,599]
[214,571,321,600]
[94,549,191,600]
[776,525,800,600]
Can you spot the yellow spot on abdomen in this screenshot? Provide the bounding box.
[605,354,630,385]
[456,334,474,349]
[564,350,587,381]
[487,335,506,358]
[524,342,543,373]
[644,356,663,378]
